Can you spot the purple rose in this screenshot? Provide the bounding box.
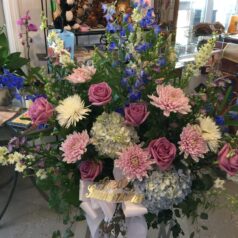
[148,137,176,171]
[218,144,238,176]
[88,82,112,106]
[124,103,150,126]
[28,97,54,126]
[79,160,102,181]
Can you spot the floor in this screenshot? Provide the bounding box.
[0,166,238,238]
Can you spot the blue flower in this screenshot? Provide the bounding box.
[229,111,238,120]
[158,57,166,67]
[129,90,141,102]
[135,42,151,53]
[108,42,116,50]
[134,79,144,89]
[120,28,126,37]
[120,77,129,88]
[115,107,124,116]
[0,69,24,89]
[106,23,116,33]
[101,3,108,13]
[153,25,161,35]
[123,13,130,23]
[215,115,225,125]
[127,23,134,32]
[125,68,135,77]
[105,13,113,22]
[125,53,132,62]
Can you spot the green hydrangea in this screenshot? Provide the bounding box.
[91,112,139,158]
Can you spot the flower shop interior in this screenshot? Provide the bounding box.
[1,0,238,238]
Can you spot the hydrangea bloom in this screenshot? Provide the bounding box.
[90,112,139,158]
[60,131,90,164]
[134,169,192,214]
[115,145,154,181]
[179,124,208,162]
[148,85,191,117]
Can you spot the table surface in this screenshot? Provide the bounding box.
[0,126,17,146]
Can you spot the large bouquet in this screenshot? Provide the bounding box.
[1,1,238,238]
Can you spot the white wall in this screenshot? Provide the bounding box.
[0,0,5,26]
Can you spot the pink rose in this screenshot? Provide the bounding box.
[124,103,150,126]
[88,82,112,106]
[148,137,176,171]
[28,97,54,126]
[218,144,238,176]
[79,160,103,181]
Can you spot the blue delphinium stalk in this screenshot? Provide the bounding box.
[215,115,225,125]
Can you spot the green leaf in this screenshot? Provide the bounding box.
[224,120,238,127]
[218,86,232,114]
[200,212,208,220]
[52,230,62,238]
[201,225,208,230]
[190,231,195,238]
[63,228,74,238]
[6,52,28,70]
[171,223,182,238]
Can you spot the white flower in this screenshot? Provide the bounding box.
[197,116,221,152]
[15,162,27,173]
[0,146,8,156]
[0,155,8,166]
[59,49,73,66]
[131,8,143,22]
[56,94,91,128]
[47,31,57,43]
[214,178,225,190]
[36,169,47,180]
[8,152,24,164]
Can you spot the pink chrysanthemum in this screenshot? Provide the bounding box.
[179,124,208,162]
[66,66,96,84]
[148,85,191,117]
[60,131,90,164]
[115,145,154,181]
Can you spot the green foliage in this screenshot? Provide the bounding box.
[0,32,28,72]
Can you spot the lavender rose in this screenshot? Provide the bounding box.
[124,103,150,126]
[28,97,54,126]
[148,137,176,171]
[218,144,238,176]
[88,82,112,106]
[79,160,102,181]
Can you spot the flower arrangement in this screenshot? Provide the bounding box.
[1,1,238,238]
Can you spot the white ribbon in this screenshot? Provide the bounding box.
[79,168,148,238]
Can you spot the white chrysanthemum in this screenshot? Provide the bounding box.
[56,94,91,128]
[197,116,221,152]
[91,112,139,158]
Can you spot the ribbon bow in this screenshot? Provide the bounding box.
[79,168,148,238]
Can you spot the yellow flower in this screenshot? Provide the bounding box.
[56,95,91,128]
[198,116,221,152]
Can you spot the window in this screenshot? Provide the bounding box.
[176,0,238,57]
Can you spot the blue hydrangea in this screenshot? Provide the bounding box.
[0,69,25,90]
[124,68,136,77]
[134,169,192,214]
[129,90,141,102]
